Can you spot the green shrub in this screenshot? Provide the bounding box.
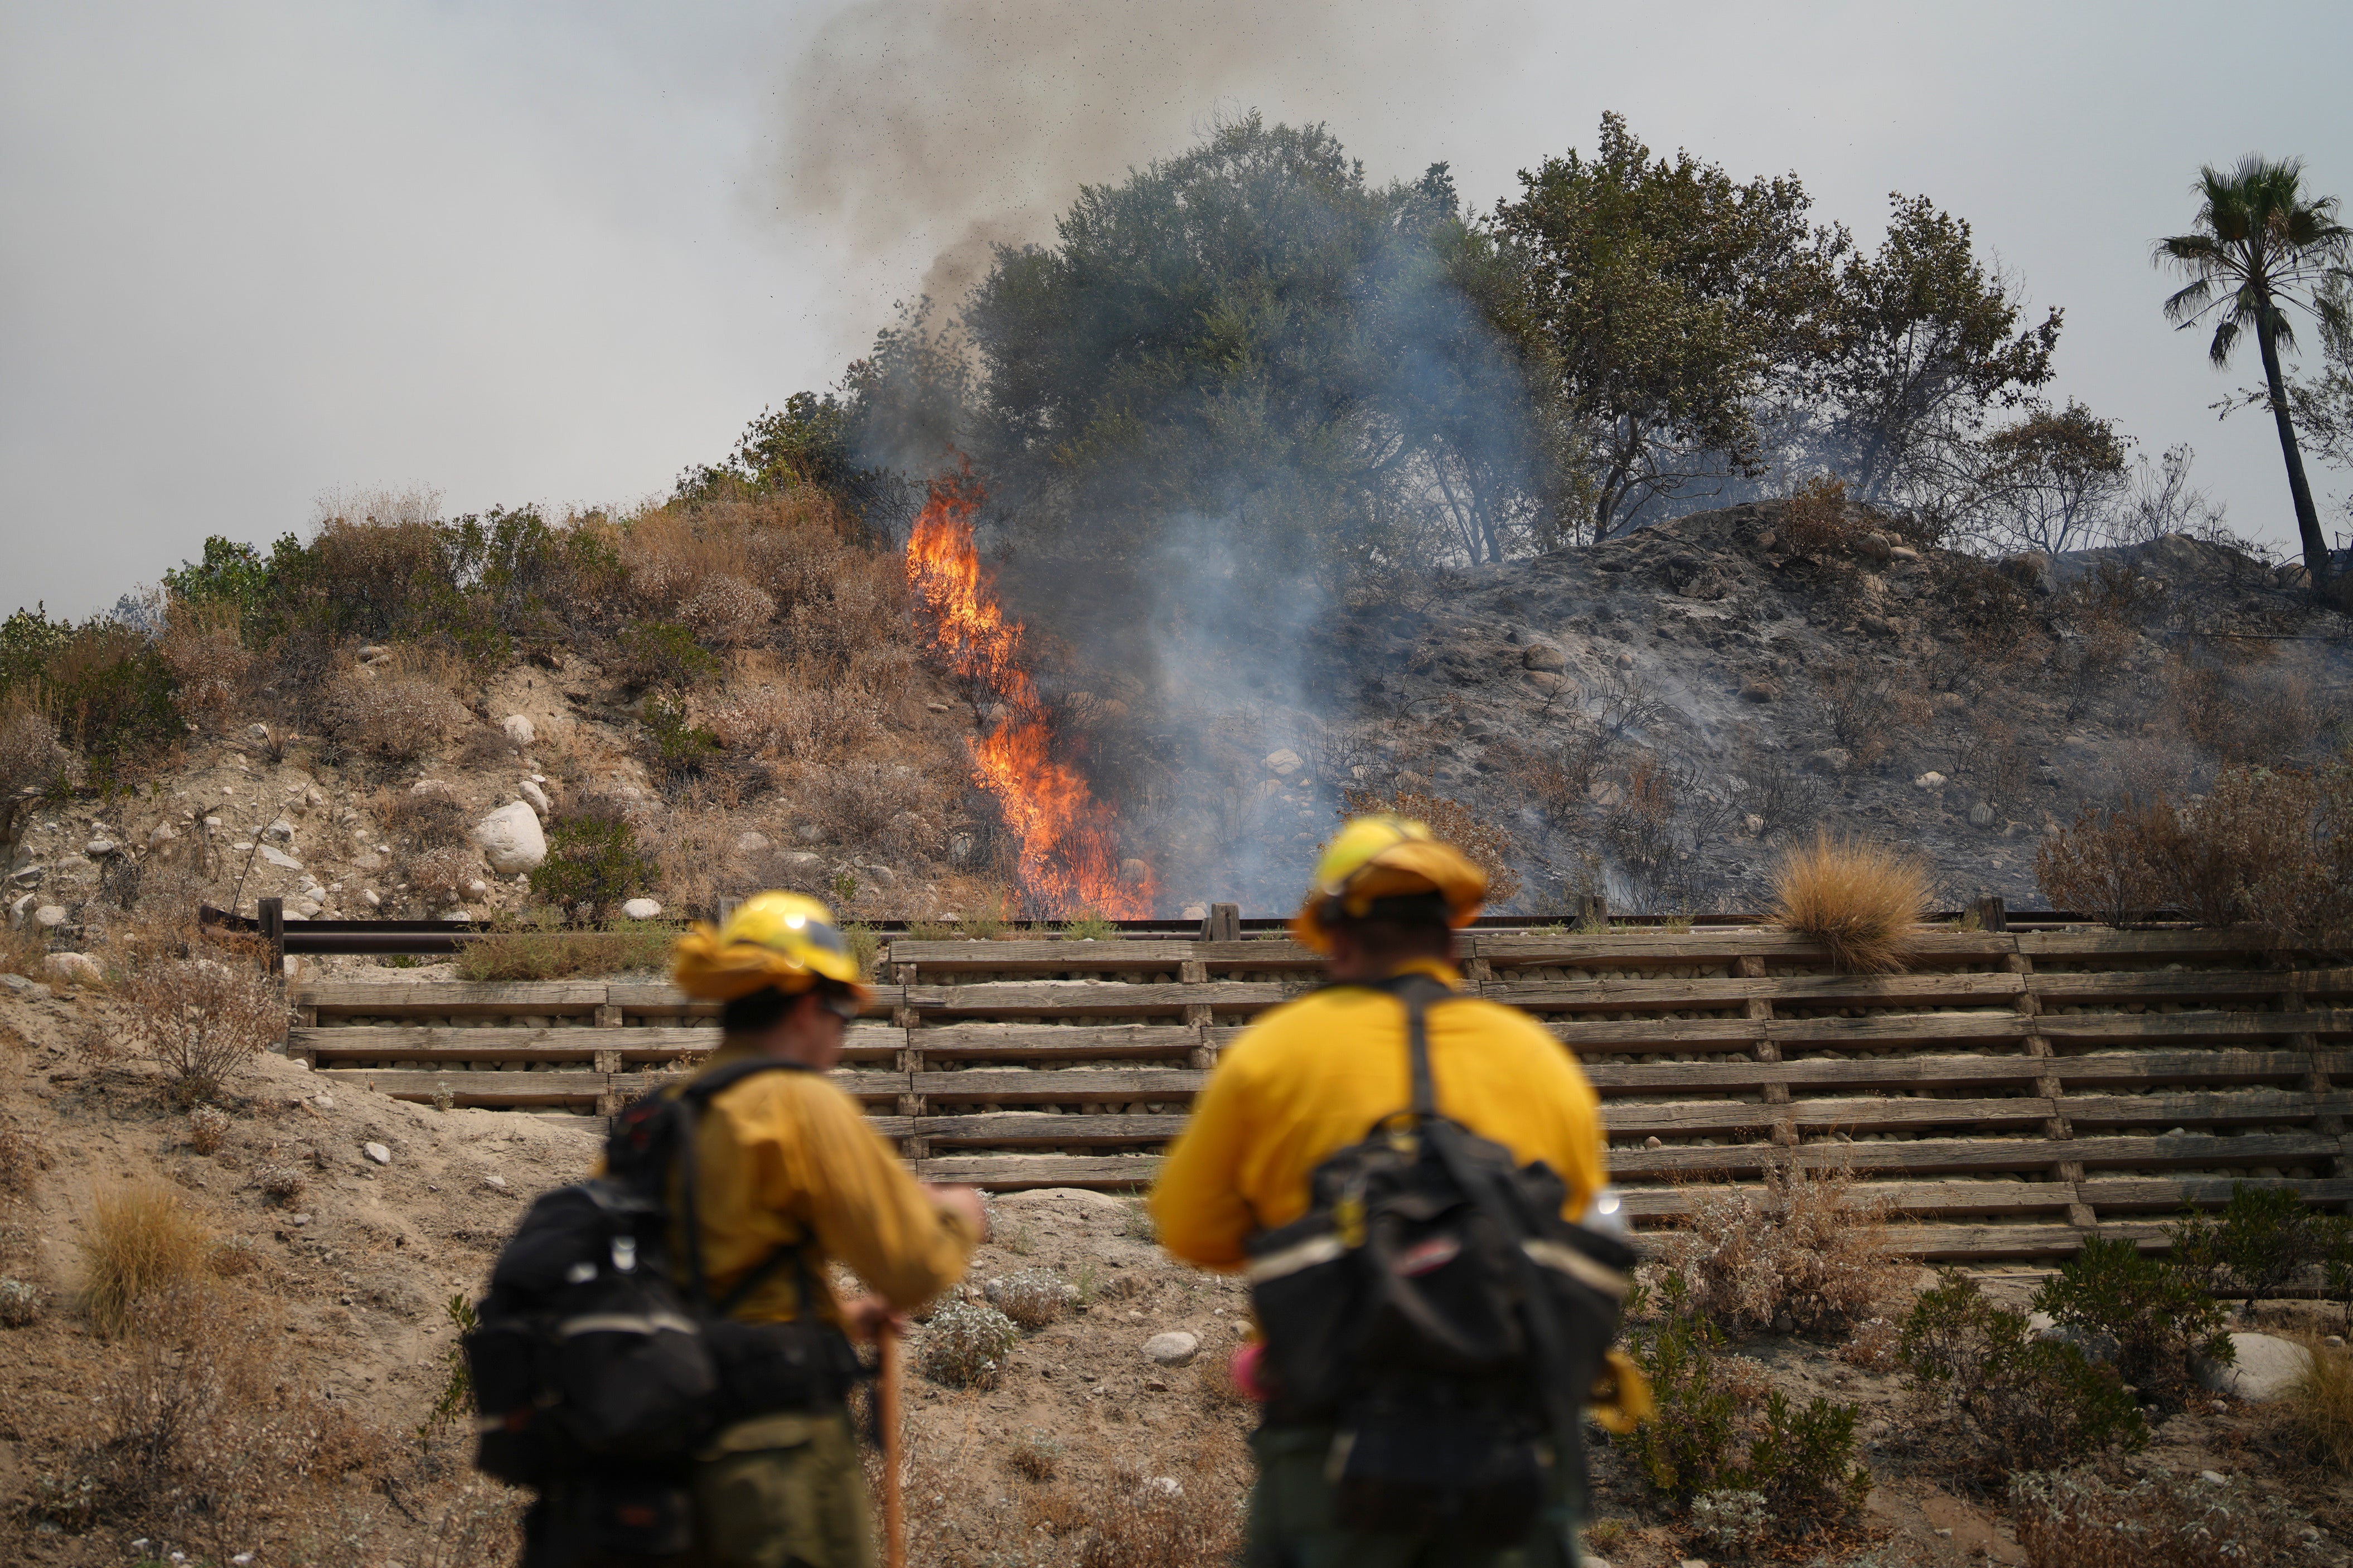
[1741,1391,1871,1529]
[1628,1309,1742,1499]
[1,610,181,785]
[916,1298,1019,1389]
[1061,911,1118,941]
[2170,1183,2349,1323]
[529,808,656,915]
[2031,1236,2230,1410]
[643,695,723,784]
[1897,1269,2144,1480]
[611,622,718,692]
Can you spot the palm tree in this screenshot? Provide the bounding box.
[2154,156,2350,587]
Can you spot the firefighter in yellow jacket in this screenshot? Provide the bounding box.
[662,893,985,1568]
[1151,818,1641,1568]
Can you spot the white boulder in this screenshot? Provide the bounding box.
[501,714,536,746]
[33,904,68,929]
[44,952,102,984]
[1142,1331,1200,1367]
[362,1142,392,1166]
[734,831,772,856]
[2196,1332,2314,1402]
[471,800,547,874]
[519,780,552,815]
[260,846,303,871]
[1262,749,1303,777]
[621,898,663,920]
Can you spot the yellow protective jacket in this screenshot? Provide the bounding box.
[661,1039,977,1324]
[1150,961,1609,1269]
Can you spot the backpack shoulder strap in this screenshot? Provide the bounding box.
[674,1055,819,1314]
[1355,970,1458,1119]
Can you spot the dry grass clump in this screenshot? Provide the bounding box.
[157,599,258,716]
[915,1297,1020,1388]
[454,918,673,980]
[2008,1468,2327,1567]
[186,1105,231,1155]
[2167,659,2334,768]
[0,1113,47,1196]
[1769,832,1928,974]
[1071,1465,1246,1568]
[79,1179,214,1337]
[984,1267,1076,1329]
[706,668,882,763]
[1777,474,1857,555]
[1648,1164,1899,1336]
[325,648,471,764]
[79,1280,383,1560]
[678,574,778,646]
[1335,785,1523,904]
[1,693,72,849]
[256,1162,308,1205]
[121,956,284,1104]
[381,784,471,846]
[2284,1334,2353,1475]
[406,844,486,906]
[0,1276,41,1326]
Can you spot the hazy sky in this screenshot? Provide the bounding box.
[6,0,2349,618]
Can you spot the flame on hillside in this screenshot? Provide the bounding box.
[906,465,1152,918]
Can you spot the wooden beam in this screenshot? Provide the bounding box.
[913,1069,1206,1102]
[901,1025,1202,1060]
[916,1113,1188,1144]
[1493,972,2026,1012]
[887,940,1202,972]
[903,981,1290,1018]
[914,1153,1164,1190]
[292,1023,902,1065]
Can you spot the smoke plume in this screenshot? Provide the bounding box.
[774,0,1511,315]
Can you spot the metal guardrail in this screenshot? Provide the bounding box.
[202,896,2165,971]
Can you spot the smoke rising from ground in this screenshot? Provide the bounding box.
[774,1,1512,311]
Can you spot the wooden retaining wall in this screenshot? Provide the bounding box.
[288,928,2353,1260]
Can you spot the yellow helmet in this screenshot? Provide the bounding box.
[1290,814,1488,954]
[671,891,872,1004]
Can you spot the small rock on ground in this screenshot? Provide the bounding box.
[1143,1331,1200,1366]
[363,1142,392,1166]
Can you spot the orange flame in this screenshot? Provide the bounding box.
[906,465,1152,919]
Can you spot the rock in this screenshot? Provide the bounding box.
[411,778,455,798]
[780,851,824,872]
[1614,650,1636,669]
[1525,670,1568,694]
[248,722,272,741]
[1739,679,1778,703]
[43,952,101,984]
[471,801,548,874]
[357,644,389,663]
[351,852,384,872]
[291,897,322,918]
[483,1173,509,1190]
[1520,641,1568,672]
[7,893,32,926]
[1806,749,1851,777]
[1889,544,1921,562]
[1855,532,1894,566]
[796,824,830,844]
[1262,749,1303,778]
[2197,1333,2314,1402]
[519,779,553,815]
[947,833,976,865]
[1142,1331,1200,1367]
[1742,814,1765,836]
[501,714,536,746]
[361,890,381,908]
[2199,1469,2227,1485]
[465,880,487,896]
[1999,551,2056,593]
[1180,903,1208,920]
[858,864,898,891]
[84,839,117,857]
[147,823,178,850]
[362,1142,391,1166]
[1968,801,1996,828]
[734,830,772,856]
[260,846,303,871]
[264,818,296,842]
[1858,614,1894,638]
[442,907,472,922]
[1913,771,1948,790]
[1119,858,1150,886]
[304,784,325,808]
[33,904,68,929]
[924,701,951,713]
[621,898,663,920]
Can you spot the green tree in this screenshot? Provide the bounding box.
[1811,193,2061,509]
[1487,113,1832,540]
[953,114,1548,593]
[2155,156,2351,587]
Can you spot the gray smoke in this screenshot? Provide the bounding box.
[772,0,1512,315]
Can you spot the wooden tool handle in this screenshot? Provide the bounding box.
[879,1324,906,1568]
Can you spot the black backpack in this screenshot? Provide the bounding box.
[1243,973,1635,1553]
[464,1058,863,1496]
